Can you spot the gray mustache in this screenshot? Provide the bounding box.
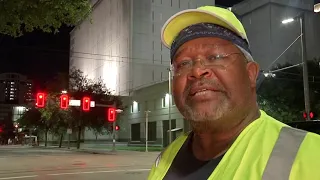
[183,78,224,97]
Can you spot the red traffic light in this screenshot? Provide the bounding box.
[108,108,116,122]
[60,94,69,109]
[36,93,45,108]
[310,112,314,119]
[82,97,91,111]
[303,111,315,120]
[115,125,120,131]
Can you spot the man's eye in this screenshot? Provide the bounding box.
[177,61,190,68]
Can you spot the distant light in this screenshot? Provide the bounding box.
[264,72,276,78]
[315,3,320,13]
[282,18,294,24]
[61,90,67,94]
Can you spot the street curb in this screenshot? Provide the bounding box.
[31,146,160,155]
[32,146,117,155]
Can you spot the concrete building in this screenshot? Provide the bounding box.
[231,0,320,70]
[70,0,215,145]
[71,0,320,147]
[0,73,33,104]
[70,0,215,96]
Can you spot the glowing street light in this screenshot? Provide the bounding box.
[281,18,294,24]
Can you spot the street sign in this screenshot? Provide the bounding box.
[69,100,95,107]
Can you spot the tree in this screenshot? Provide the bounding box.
[68,67,123,149]
[0,0,92,37]
[17,107,43,144]
[258,59,320,122]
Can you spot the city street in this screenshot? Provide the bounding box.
[0,146,158,180]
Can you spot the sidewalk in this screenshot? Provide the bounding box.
[33,144,162,155]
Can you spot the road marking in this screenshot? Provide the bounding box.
[0,168,150,179]
[48,168,151,176]
[0,175,38,179]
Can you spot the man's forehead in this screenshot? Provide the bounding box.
[174,38,237,57]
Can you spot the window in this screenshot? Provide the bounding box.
[131,105,133,113]
[172,97,175,106]
[137,102,140,112]
[162,97,166,108]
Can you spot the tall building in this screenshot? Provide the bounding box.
[231,0,320,70]
[70,0,215,96]
[70,0,215,145]
[0,73,32,104]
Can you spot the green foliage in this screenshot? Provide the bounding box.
[0,0,92,37]
[258,59,320,122]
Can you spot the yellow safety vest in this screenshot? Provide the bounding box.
[148,110,320,180]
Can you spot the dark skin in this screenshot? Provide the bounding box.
[172,37,260,161]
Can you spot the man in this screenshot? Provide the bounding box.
[148,6,320,180]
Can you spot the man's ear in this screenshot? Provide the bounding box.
[246,62,260,88]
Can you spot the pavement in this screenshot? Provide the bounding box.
[0,145,159,180]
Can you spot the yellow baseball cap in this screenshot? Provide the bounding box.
[161,6,248,49]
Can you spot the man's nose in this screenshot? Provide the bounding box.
[187,61,213,80]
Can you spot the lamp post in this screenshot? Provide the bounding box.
[282,13,311,120]
[145,110,151,152]
[111,109,123,152]
[168,69,172,144]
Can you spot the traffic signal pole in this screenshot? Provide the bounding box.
[112,121,116,152]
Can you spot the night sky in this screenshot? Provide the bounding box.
[0,0,316,90]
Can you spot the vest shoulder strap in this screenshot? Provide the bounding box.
[262,126,307,180]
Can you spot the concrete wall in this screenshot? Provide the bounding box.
[232,0,320,70]
[130,0,215,91]
[70,0,215,96]
[70,0,131,95]
[119,81,186,146]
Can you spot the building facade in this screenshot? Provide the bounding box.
[231,0,320,70]
[71,0,320,146]
[70,0,215,145]
[0,73,32,104]
[70,0,215,96]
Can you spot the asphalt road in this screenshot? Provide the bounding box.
[0,145,159,180]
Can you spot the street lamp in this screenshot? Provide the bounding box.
[145,110,151,152]
[167,68,172,144]
[282,13,311,120]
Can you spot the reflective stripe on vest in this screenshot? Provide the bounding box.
[262,126,307,180]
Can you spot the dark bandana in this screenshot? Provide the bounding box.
[170,23,251,62]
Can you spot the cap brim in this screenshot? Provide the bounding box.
[161,9,246,49]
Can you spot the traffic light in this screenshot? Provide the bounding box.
[310,111,314,119]
[60,94,69,109]
[82,97,91,111]
[115,125,120,131]
[36,93,45,108]
[303,111,316,120]
[107,107,116,122]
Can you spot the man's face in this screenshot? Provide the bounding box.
[172,37,259,124]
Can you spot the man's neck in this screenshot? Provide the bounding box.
[191,107,260,161]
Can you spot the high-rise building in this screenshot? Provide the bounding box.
[231,0,320,70]
[69,0,215,145]
[70,0,215,96]
[0,73,33,104]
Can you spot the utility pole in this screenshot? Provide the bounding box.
[300,15,311,121]
[168,69,172,144]
[145,110,151,152]
[112,120,116,152]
